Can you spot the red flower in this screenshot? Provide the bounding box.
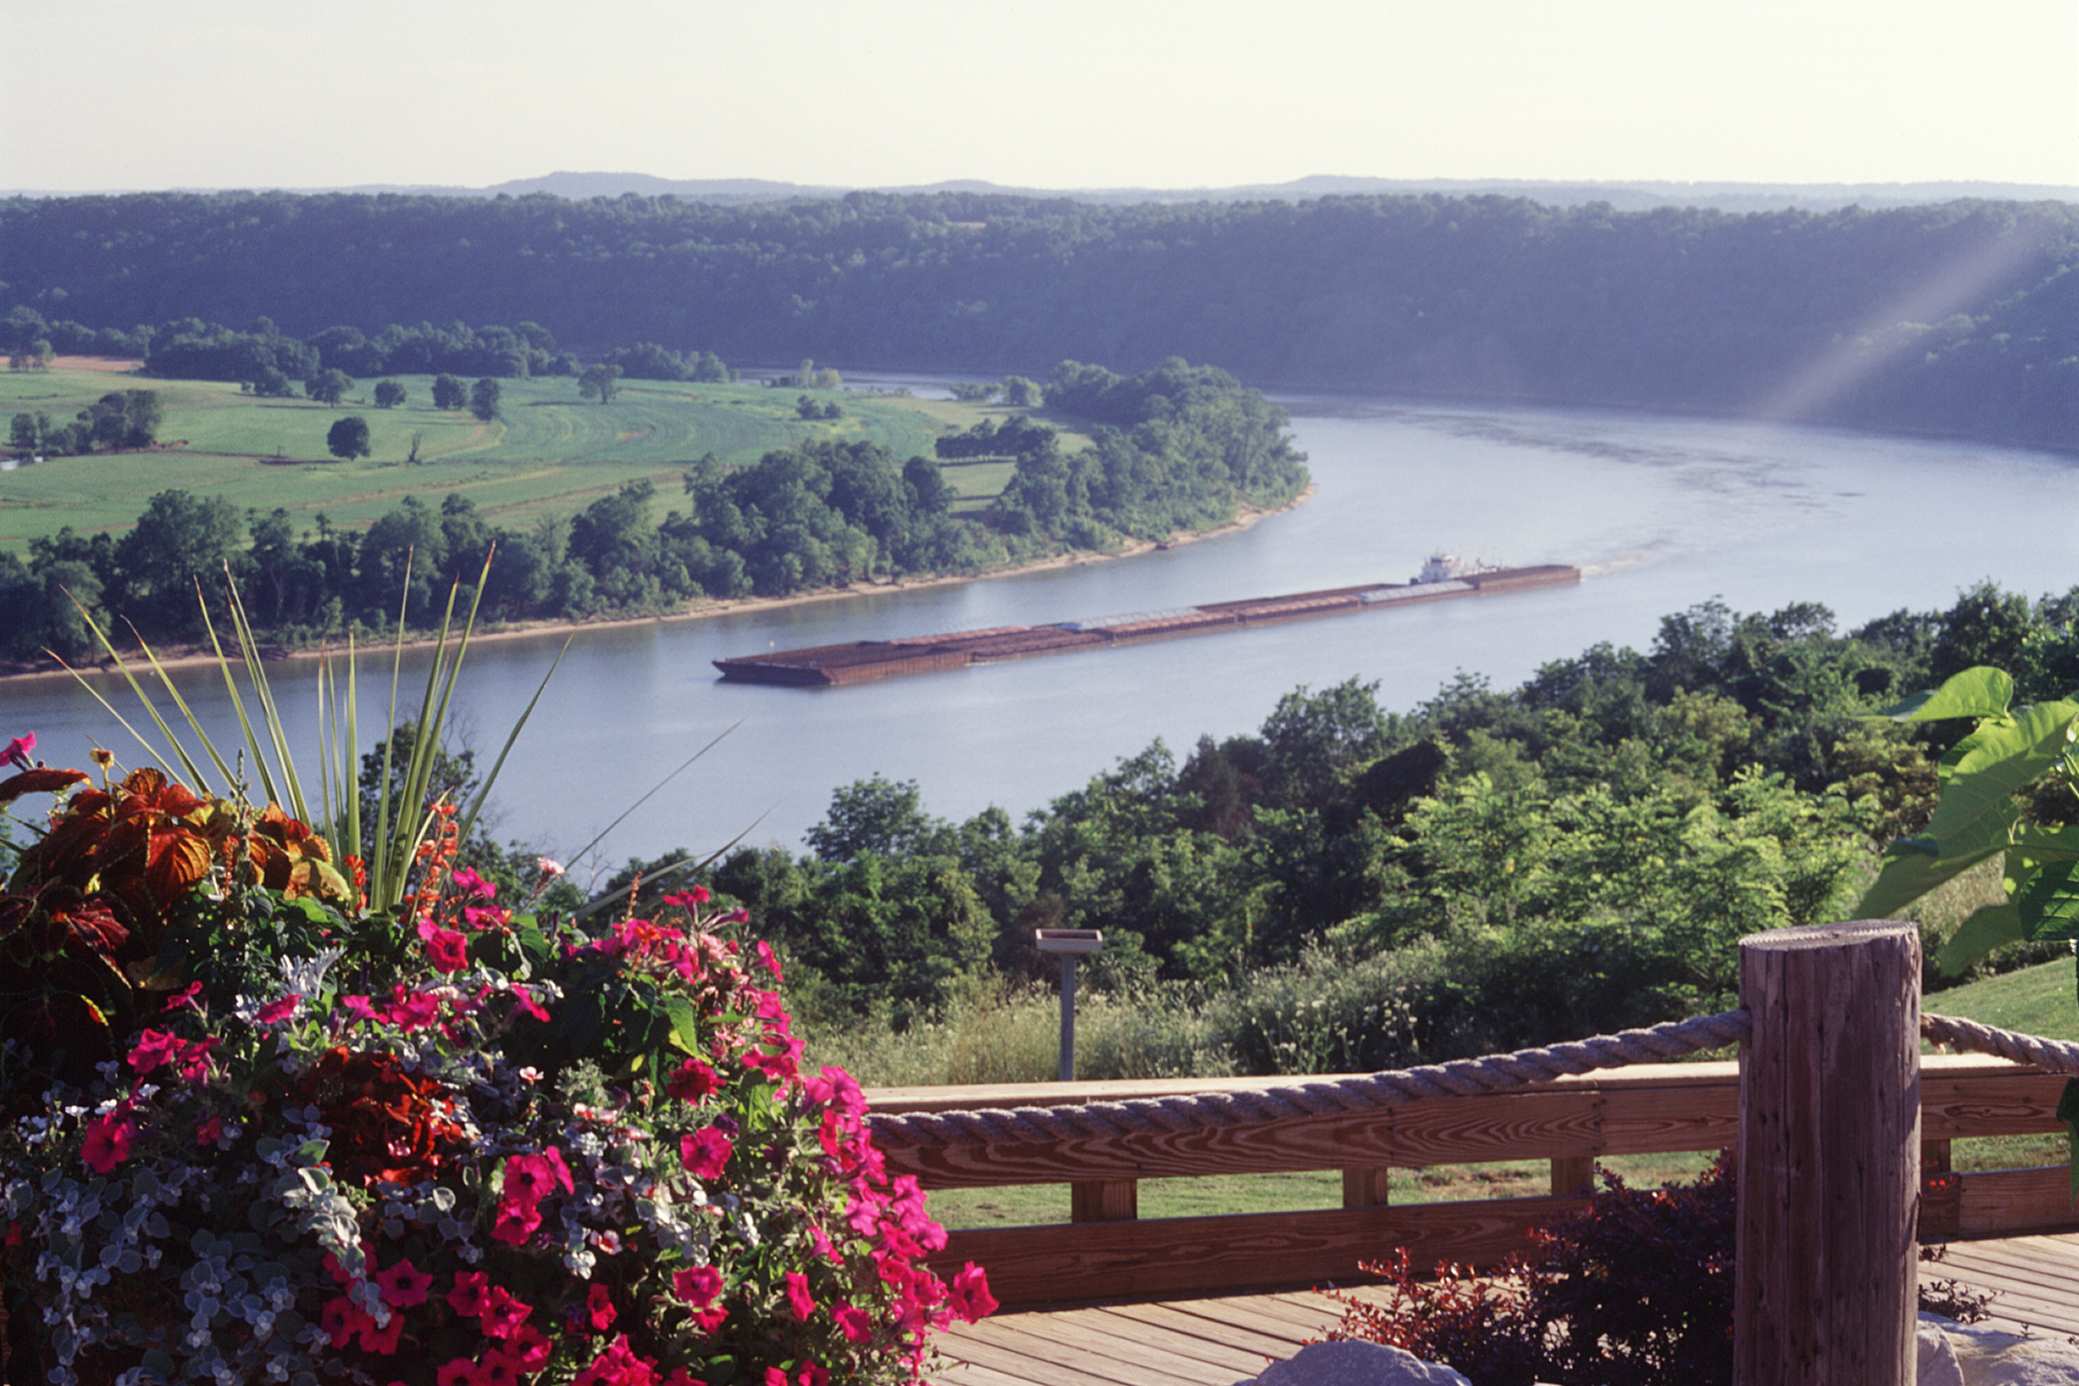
[479,1285,533,1339]
[784,1270,815,1322]
[254,993,303,1025]
[418,918,470,971]
[447,1270,491,1317]
[572,1335,658,1386]
[585,1282,617,1332]
[436,1361,483,1386]
[2,731,34,772]
[672,1265,723,1306]
[80,1110,134,1172]
[665,1057,720,1103]
[680,1126,732,1180]
[127,1028,181,1074]
[375,1256,433,1307]
[834,1302,874,1343]
[948,1262,998,1323]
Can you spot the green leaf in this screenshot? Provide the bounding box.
[662,996,702,1055]
[1882,667,2013,722]
[1857,835,2009,920]
[1915,701,2079,851]
[1932,901,2026,975]
[2018,858,2079,942]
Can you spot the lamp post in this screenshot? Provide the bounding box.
[1034,928,1103,1082]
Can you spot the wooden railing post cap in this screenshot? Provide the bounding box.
[1739,919,1916,953]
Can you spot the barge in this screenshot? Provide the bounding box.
[713,556,1580,687]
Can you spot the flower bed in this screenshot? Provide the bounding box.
[0,744,992,1385]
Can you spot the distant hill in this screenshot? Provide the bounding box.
[3,189,2073,452]
[9,171,2076,213]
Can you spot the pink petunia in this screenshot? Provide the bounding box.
[693,1305,728,1335]
[509,984,550,1023]
[435,1361,483,1386]
[254,994,303,1025]
[449,866,497,899]
[80,1110,134,1173]
[662,885,710,910]
[127,1028,182,1074]
[665,1057,720,1104]
[833,1302,874,1343]
[948,1262,998,1323]
[341,993,382,1022]
[572,1335,658,1386]
[194,1114,223,1146]
[672,1265,723,1306]
[2,731,34,772]
[490,1198,542,1246]
[754,939,783,982]
[447,1270,491,1317]
[784,1270,815,1322]
[679,1127,732,1180]
[417,919,470,971]
[375,1257,433,1308]
[478,1285,533,1339]
[585,1282,617,1331]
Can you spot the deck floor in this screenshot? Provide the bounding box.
[929,1233,2079,1385]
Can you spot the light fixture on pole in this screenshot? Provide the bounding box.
[1034,928,1103,1082]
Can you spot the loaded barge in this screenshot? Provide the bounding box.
[713,556,1579,687]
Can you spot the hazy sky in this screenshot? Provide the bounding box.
[5,0,2076,193]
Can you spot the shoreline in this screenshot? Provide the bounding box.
[1,487,1314,688]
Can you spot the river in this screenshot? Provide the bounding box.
[8,389,2076,884]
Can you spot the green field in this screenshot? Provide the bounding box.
[0,366,1042,550]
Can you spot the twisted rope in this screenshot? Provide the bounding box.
[863,1006,2079,1156]
[1921,1012,2079,1075]
[867,1009,1752,1151]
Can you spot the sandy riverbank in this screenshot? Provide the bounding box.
[1,488,1314,688]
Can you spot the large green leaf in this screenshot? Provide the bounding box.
[1882,667,2013,723]
[1932,901,2026,975]
[2018,858,2079,943]
[1922,701,2079,847]
[1856,831,2010,920]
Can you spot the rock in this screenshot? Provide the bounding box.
[1921,1315,1965,1386]
[1922,1312,2079,1385]
[1237,1339,1472,1386]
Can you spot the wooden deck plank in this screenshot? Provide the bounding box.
[1093,1302,1309,1357]
[1012,1305,1276,1375]
[930,1231,2079,1386]
[951,1317,1234,1386]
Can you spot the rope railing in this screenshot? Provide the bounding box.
[865,1007,2079,1153]
[867,1008,1752,1151]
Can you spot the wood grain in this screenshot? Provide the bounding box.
[929,1196,1582,1308]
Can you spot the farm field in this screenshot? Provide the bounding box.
[0,365,1037,551]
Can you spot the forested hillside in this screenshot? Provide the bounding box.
[0,359,1307,661]
[3,191,2073,448]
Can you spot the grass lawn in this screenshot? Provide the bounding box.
[924,957,2079,1229]
[0,367,1032,551]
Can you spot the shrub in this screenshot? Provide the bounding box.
[1322,1153,1986,1386]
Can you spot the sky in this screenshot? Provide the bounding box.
[3,0,2076,194]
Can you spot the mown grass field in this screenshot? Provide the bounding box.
[0,364,1032,550]
[921,957,2079,1228]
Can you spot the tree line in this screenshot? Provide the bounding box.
[628,583,2079,1060]
[0,360,1308,663]
[1,305,733,394]
[1,190,2072,448]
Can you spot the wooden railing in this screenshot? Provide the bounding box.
[866,1052,2077,1309]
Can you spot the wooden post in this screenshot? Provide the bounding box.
[1735,921,1919,1386]
[1342,1166,1392,1208]
[1549,1155,1596,1198]
[1070,1179,1138,1222]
